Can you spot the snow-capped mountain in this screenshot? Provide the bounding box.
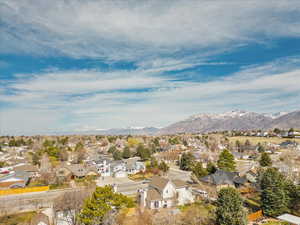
[262,111,290,119]
[158,110,300,134]
[59,110,299,135]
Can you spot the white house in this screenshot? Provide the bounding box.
[123,157,145,174]
[138,176,194,209]
[95,157,112,177]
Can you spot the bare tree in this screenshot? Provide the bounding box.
[53,189,91,225]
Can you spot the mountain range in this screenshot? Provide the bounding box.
[70,110,300,135]
[158,110,300,134]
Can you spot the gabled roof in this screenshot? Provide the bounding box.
[65,164,87,177]
[149,176,170,192]
[200,170,240,186]
[14,164,38,172]
[0,171,30,187]
[172,179,186,188]
[233,176,247,185]
[147,188,162,201]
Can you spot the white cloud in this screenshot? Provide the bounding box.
[1,0,300,134]
[1,56,300,135]
[1,0,300,61]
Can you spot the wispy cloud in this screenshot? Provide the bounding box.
[1,0,300,134]
[1,0,300,62]
[1,56,300,135]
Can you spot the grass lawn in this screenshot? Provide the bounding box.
[228,136,300,145]
[0,212,36,225]
[49,182,70,189]
[128,172,155,181]
[178,201,216,215]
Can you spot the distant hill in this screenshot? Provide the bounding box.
[158,110,300,134]
[62,110,300,135]
[72,127,160,135]
[267,110,300,130]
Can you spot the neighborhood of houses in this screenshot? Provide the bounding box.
[0,131,300,225]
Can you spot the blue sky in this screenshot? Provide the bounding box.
[1,0,300,135]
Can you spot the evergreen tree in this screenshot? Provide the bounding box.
[192,162,208,179]
[113,150,122,160]
[108,145,117,154]
[149,156,158,168]
[153,137,160,147]
[273,128,281,134]
[0,161,8,168]
[122,147,131,159]
[260,168,290,217]
[206,161,217,174]
[136,144,151,161]
[217,149,236,172]
[259,152,272,167]
[216,187,247,225]
[285,180,300,213]
[257,143,265,153]
[245,139,251,147]
[235,140,241,152]
[179,152,195,171]
[78,186,134,225]
[158,161,169,173]
[31,153,40,166]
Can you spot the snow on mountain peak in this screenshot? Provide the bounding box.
[188,110,251,120]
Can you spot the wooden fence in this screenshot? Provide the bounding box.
[0,186,49,196]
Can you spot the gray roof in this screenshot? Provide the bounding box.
[200,170,241,186]
[66,164,87,177]
[14,164,38,172]
[0,171,30,187]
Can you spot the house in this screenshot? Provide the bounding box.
[95,157,112,177]
[232,152,249,160]
[245,170,258,183]
[110,161,127,178]
[288,130,300,138]
[13,164,39,178]
[0,171,30,189]
[138,176,194,209]
[123,157,145,174]
[200,170,247,190]
[280,140,298,149]
[57,164,98,180]
[55,165,73,182]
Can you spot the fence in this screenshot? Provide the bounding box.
[248,210,263,221]
[0,186,49,196]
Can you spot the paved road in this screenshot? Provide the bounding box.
[0,188,83,216]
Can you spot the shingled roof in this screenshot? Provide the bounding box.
[149,176,170,192]
[200,170,242,186]
[147,188,162,201]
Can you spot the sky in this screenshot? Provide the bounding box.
[1,0,300,135]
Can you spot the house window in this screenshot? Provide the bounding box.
[154,201,159,208]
